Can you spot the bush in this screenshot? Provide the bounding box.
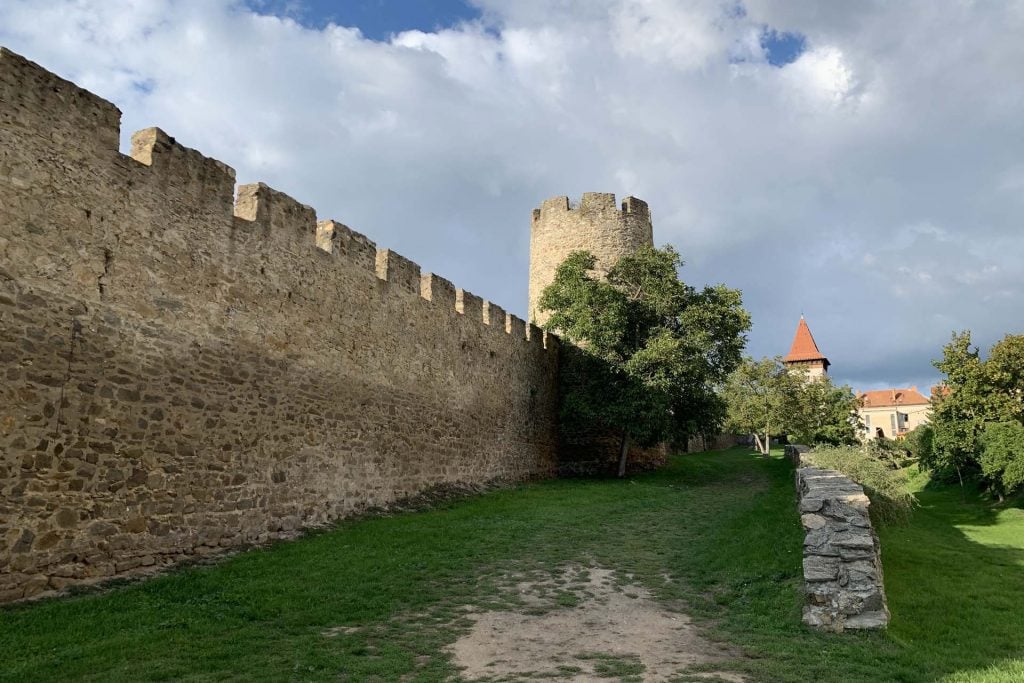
[904,424,934,463]
[979,422,1024,498]
[806,445,916,526]
[865,436,915,470]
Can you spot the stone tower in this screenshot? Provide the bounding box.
[783,315,830,380]
[528,192,654,325]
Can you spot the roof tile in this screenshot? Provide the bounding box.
[784,316,829,364]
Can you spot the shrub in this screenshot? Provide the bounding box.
[904,424,934,463]
[866,436,915,470]
[979,422,1024,499]
[806,445,916,526]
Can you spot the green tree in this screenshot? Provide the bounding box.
[904,423,935,463]
[929,331,994,487]
[979,422,1024,500]
[985,334,1024,424]
[539,246,750,476]
[721,357,798,455]
[722,358,861,452]
[787,375,863,446]
[928,331,1024,493]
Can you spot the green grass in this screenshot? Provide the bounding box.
[1,448,1022,682]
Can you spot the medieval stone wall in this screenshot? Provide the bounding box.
[0,48,560,602]
[786,445,889,632]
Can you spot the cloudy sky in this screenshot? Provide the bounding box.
[2,0,1022,392]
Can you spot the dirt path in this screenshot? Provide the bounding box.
[447,565,745,682]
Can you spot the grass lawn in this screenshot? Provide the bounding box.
[1,448,1022,682]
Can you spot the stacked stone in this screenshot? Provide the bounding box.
[786,446,890,632]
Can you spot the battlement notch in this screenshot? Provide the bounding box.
[376,248,421,295]
[234,182,317,245]
[456,288,483,322]
[317,220,377,271]
[129,127,236,215]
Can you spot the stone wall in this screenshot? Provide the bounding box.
[684,433,738,453]
[0,48,561,602]
[785,445,889,632]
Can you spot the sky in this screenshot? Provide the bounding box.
[1,0,1022,393]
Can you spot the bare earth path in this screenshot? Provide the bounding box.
[448,565,745,682]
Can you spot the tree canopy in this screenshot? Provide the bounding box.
[722,357,861,454]
[538,246,750,475]
[927,331,1024,496]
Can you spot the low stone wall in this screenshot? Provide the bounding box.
[684,433,738,453]
[785,445,889,632]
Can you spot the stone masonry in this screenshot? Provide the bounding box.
[0,48,566,602]
[786,445,890,631]
[528,193,652,327]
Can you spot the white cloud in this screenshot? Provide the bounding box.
[781,46,859,108]
[1,0,1022,391]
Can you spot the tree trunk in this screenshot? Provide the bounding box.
[763,422,771,456]
[753,433,763,454]
[617,431,630,478]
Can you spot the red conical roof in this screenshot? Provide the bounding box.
[784,316,829,365]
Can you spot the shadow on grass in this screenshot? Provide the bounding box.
[879,481,1024,682]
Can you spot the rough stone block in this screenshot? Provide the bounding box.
[801,513,827,530]
[803,555,840,582]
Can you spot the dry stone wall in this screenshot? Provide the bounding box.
[786,445,889,632]
[0,48,560,602]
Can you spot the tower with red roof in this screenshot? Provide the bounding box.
[783,316,830,379]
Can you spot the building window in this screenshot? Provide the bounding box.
[890,413,897,435]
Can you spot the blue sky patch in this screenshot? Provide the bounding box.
[761,28,807,66]
[245,0,481,40]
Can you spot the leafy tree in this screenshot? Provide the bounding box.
[721,357,798,454]
[722,357,861,453]
[929,332,990,487]
[904,424,935,463]
[539,246,750,476]
[787,373,863,446]
[928,331,1024,493]
[979,422,1024,500]
[985,334,1024,424]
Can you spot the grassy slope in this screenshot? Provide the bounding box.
[0,448,1021,682]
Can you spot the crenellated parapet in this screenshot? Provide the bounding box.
[528,192,654,325]
[0,47,558,352]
